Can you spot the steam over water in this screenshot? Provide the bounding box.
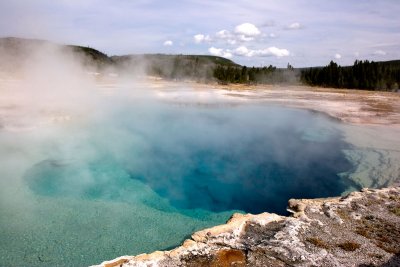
[26,104,351,214]
[0,41,399,267]
[0,91,355,266]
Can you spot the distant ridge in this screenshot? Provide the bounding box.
[112,54,238,67]
[0,37,112,70]
[111,54,239,80]
[0,37,238,72]
[1,37,399,90]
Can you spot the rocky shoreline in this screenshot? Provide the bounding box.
[94,186,400,267]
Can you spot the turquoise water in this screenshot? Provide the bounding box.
[0,99,353,266]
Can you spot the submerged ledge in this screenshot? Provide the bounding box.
[93,186,400,267]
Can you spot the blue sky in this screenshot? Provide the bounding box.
[0,0,399,67]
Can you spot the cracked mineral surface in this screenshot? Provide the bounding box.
[94,186,400,267]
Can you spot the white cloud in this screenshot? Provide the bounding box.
[216,24,261,44]
[286,22,302,30]
[334,53,342,59]
[215,30,237,45]
[216,30,231,39]
[193,34,211,44]
[373,50,387,56]
[194,34,204,44]
[261,47,290,57]
[234,23,261,37]
[1,1,397,67]
[237,35,254,42]
[269,33,276,38]
[163,40,173,46]
[234,46,249,56]
[233,46,289,57]
[208,47,232,58]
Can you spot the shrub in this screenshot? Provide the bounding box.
[338,241,361,251]
[307,237,329,249]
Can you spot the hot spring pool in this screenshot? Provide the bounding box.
[0,99,356,266]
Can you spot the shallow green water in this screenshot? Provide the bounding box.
[0,99,354,266]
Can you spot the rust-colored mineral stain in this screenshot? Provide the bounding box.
[104,258,128,267]
[211,249,246,267]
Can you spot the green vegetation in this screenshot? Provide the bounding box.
[67,45,113,68]
[0,37,112,71]
[1,37,400,91]
[301,60,400,91]
[212,65,299,85]
[112,54,238,81]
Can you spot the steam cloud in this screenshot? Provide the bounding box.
[0,42,352,266]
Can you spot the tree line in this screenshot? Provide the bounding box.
[212,64,299,85]
[2,38,399,91]
[300,60,400,91]
[212,60,400,91]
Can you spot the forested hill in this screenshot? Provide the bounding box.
[1,37,399,91]
[300,60,400,91]
[0,37,237,80]
[209,60,400,90]
[111,54,238,81]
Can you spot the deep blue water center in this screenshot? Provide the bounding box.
[27,103,352,215]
